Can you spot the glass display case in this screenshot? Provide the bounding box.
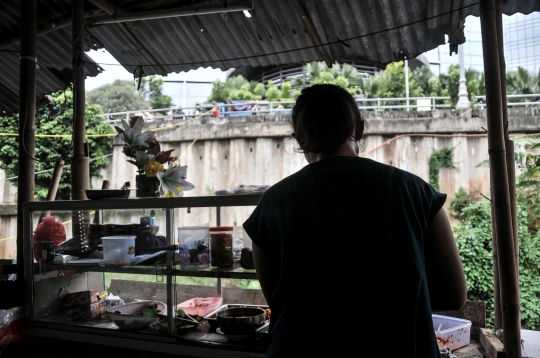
[22,194,267,357]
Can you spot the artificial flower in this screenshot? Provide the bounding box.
[113,116,195,197]
[143,160,165,177]
[114,118,154,147]
[156,165,194,197]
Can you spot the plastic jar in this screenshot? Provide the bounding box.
[177,226,210,270]
[209,226,234,268]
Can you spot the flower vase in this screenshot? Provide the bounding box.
[135,174,160,198]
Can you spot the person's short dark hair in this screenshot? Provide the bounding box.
[262,96,267,100]
[291,84,364,156]
[355,90,361,95]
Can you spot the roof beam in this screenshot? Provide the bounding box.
[291,0,333,68]
[0,9,102,50]
[86,0,141,28]
[115,23,168,75]
[89,1,253,25]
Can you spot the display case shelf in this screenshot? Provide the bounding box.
[23,194,265,357]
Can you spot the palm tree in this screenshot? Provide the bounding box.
[506,67,538,97]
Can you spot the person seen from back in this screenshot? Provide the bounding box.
[243,84,466,358]
[353,89,365,108]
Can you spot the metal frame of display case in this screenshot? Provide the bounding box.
[22,194,264,357]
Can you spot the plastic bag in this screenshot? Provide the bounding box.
[33,216,66,261]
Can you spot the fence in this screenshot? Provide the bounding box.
[99,94,540,123]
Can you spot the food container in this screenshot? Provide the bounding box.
[433,314,472,350]
[209,226,234,268]
[216,307,266,335]
[107,300,167,332]
[204,304,270,329]
[177,226,210,270]
[176,297,222,317]
[101,235,136,266]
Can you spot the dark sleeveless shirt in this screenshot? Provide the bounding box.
[244,157,445,358]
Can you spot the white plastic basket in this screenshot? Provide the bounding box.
[433,314,472,350]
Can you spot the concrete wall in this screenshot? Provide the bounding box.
[1,109,539,258]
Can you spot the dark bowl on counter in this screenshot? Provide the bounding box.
[85,189,131,200]
[216,307,266,335]
[204,304,269,329]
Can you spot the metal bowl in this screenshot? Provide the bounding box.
[107,300,167,331]
[216,307,266,335]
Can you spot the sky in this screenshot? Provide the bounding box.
[85,49,228,91]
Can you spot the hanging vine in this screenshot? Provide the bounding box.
[429,148,457,191]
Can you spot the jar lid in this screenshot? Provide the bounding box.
[209,226,233,231]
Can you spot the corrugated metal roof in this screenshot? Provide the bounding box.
[1,0,539,115]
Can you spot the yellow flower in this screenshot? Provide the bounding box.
[164,190,175,198]
[143,160,164,177]
[162,186,185,198]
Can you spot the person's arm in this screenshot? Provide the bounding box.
[252,241,274,309]
[425,208,467,312]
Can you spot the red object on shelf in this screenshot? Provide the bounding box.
[33,216,66,261]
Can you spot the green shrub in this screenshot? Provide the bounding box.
[453,199,540,330]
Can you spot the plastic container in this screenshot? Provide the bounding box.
[176,297,222,317]
[177,226,210,270]
[101,235,136,266]
[209,226,234,268]
[432,314,472,350]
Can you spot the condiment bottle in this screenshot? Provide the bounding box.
[209,226,234,268]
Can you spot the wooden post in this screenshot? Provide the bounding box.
[17,0,37,297]
[39,159,65,222]
[489,178,503,331]
[495,0,519,276]
[71,0,90,239]
[479,0,521,356]
[71,0,90,201]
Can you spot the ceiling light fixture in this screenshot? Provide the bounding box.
[243,10,251,18]
[90,1,254,26]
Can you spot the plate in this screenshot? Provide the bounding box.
[215,327,257,341]
[85,189,130,200]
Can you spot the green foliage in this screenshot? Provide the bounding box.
[506,66,540,96]
[280,82,293,101]
[206,79,227,103]
[228,89,255,101]
[265,83,280,101]
[514,135,540,233]
[454,199,540,331]
[140,75,173,112]
[0,89,115,200]
[454,201,496,329]
[87,79,149,113]
[428,148,456,190]
[450,187,471,219]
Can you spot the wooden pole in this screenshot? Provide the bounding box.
[479,0,521,356]
[71,0,89,201]
[490,179,503,330]
[39,159,65,222]
[71,0,90,239]
[495,0,519,275]
[17,0,37,299]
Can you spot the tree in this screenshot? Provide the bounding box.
[506,67,540,103]
[438,65,485,108]
[140,75,173,112]
[206,79,227,103]
[87,79,149,114]
[0,89,115,200]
